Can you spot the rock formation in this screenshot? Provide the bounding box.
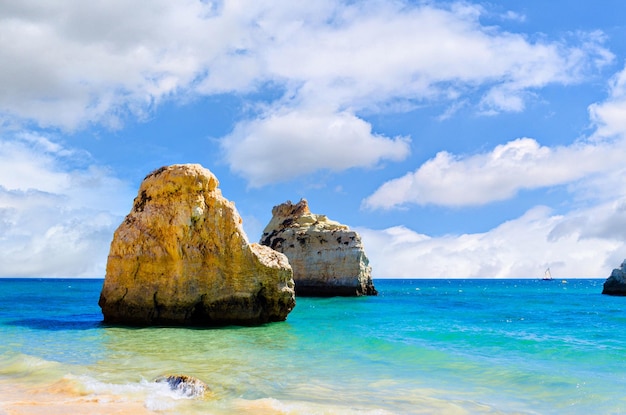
[99,164,295,326]
[602,259,626,296]
[260,199,377,297]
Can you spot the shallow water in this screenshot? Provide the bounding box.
[1,278,625,414]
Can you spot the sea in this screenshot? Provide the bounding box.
[0,278,625,415]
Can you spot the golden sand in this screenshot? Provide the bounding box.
[0,379,158,415]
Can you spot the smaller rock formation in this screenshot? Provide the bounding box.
[602,260,626,296]
[260,199,377,297]
[154,374,208,398]
[99,164,295,326]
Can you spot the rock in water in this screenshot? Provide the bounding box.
[99,164,295,326]
[154,374,208,398]
[260,199,377,297]
[602,259,626,296]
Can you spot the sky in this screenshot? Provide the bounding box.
[2,0,626,279]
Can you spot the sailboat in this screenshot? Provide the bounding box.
[541,268,553,281]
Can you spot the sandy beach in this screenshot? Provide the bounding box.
[0,379,160,415]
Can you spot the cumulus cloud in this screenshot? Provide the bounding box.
[0,133,134,277]
[218,3,611,183]
[364,137,625,209]
[0,0,261,130]
[365,61,626,211]
[222,109,410,186]
[257,4,610,108]
[0,1,613,184]
[358,203,623,279]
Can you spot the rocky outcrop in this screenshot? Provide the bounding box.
[602,260,626,296]
[99,164,295,326]
[260,199,377,297]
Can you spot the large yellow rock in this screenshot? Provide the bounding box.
[99,164,295,326]
[260,199,377,297]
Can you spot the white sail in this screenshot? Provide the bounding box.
[543,268,552,280]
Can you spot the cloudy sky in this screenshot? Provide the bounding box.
[2,0,626,278]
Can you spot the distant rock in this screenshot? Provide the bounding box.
[154,374,208,398]
[602,260,626,296]
[260,199,377,297]
[99,164,295,326]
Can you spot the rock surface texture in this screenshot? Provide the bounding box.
[260,199,377,297]
[99,164,295,326]
[602,259,626,296]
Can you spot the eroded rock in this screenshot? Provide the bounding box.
[602,259,626,296]
[154,374,208,398]
[99,164,295,326]
[260,199,377,296]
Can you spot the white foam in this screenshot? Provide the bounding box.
[71,374,201,412]
[144,392,177,411]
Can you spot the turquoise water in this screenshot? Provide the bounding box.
[0,278,625,414]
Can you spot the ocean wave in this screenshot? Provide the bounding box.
[0,352,63,380]
[72,373,209,412]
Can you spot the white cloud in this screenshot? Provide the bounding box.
[0,133,134,277]
[364,137,625,209]
[259,4,610,109]
[358,203,623,279]
[501,10,526,23]
[0,191,117,277]
[0,0,222,130]
[222,109,410,187]
[365,62,626,210]
[479,86,527,113]
[220,2,611,184]
[589,65,626,139]
[0,1,613,185]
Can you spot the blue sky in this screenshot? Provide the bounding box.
[2,0,626,278]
